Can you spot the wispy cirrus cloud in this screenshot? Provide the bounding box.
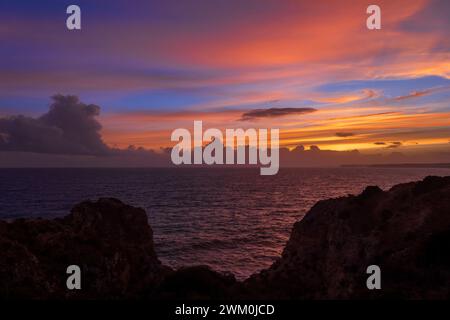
[391,85,450,102]
[393,89,433,101]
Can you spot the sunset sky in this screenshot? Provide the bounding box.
[0,0,449,163]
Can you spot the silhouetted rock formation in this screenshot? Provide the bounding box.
[0,198,169,299]
[153,265,238,300]
[245,176,450,299]
[1,176,450,299]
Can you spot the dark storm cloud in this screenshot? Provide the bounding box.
[240,107,317,121]
[374,142,386,145]
[0,95,109,155]
[335,132,354,138]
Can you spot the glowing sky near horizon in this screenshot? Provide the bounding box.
[0,0,449,153]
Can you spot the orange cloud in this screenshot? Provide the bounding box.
[100,104,450,154]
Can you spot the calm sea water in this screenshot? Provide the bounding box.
[1,167,449,279]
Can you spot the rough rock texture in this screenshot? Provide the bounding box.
[153,265,238,300]
[1,176,450,299]
[0,198,169,299]
[245,176,450,299]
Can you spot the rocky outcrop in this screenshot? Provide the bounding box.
[245,176,450,299]
[0,198,170,299]
[153,265,239,299]
[1,176,450,299]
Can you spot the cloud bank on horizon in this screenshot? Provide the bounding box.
[0,94,449,167]
[0,0,449,165]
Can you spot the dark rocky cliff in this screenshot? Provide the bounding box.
[0,198,169,298]
[245,176,450,299]
[1,176,449,299]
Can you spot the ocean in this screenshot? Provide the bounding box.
[1,167,449,279]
